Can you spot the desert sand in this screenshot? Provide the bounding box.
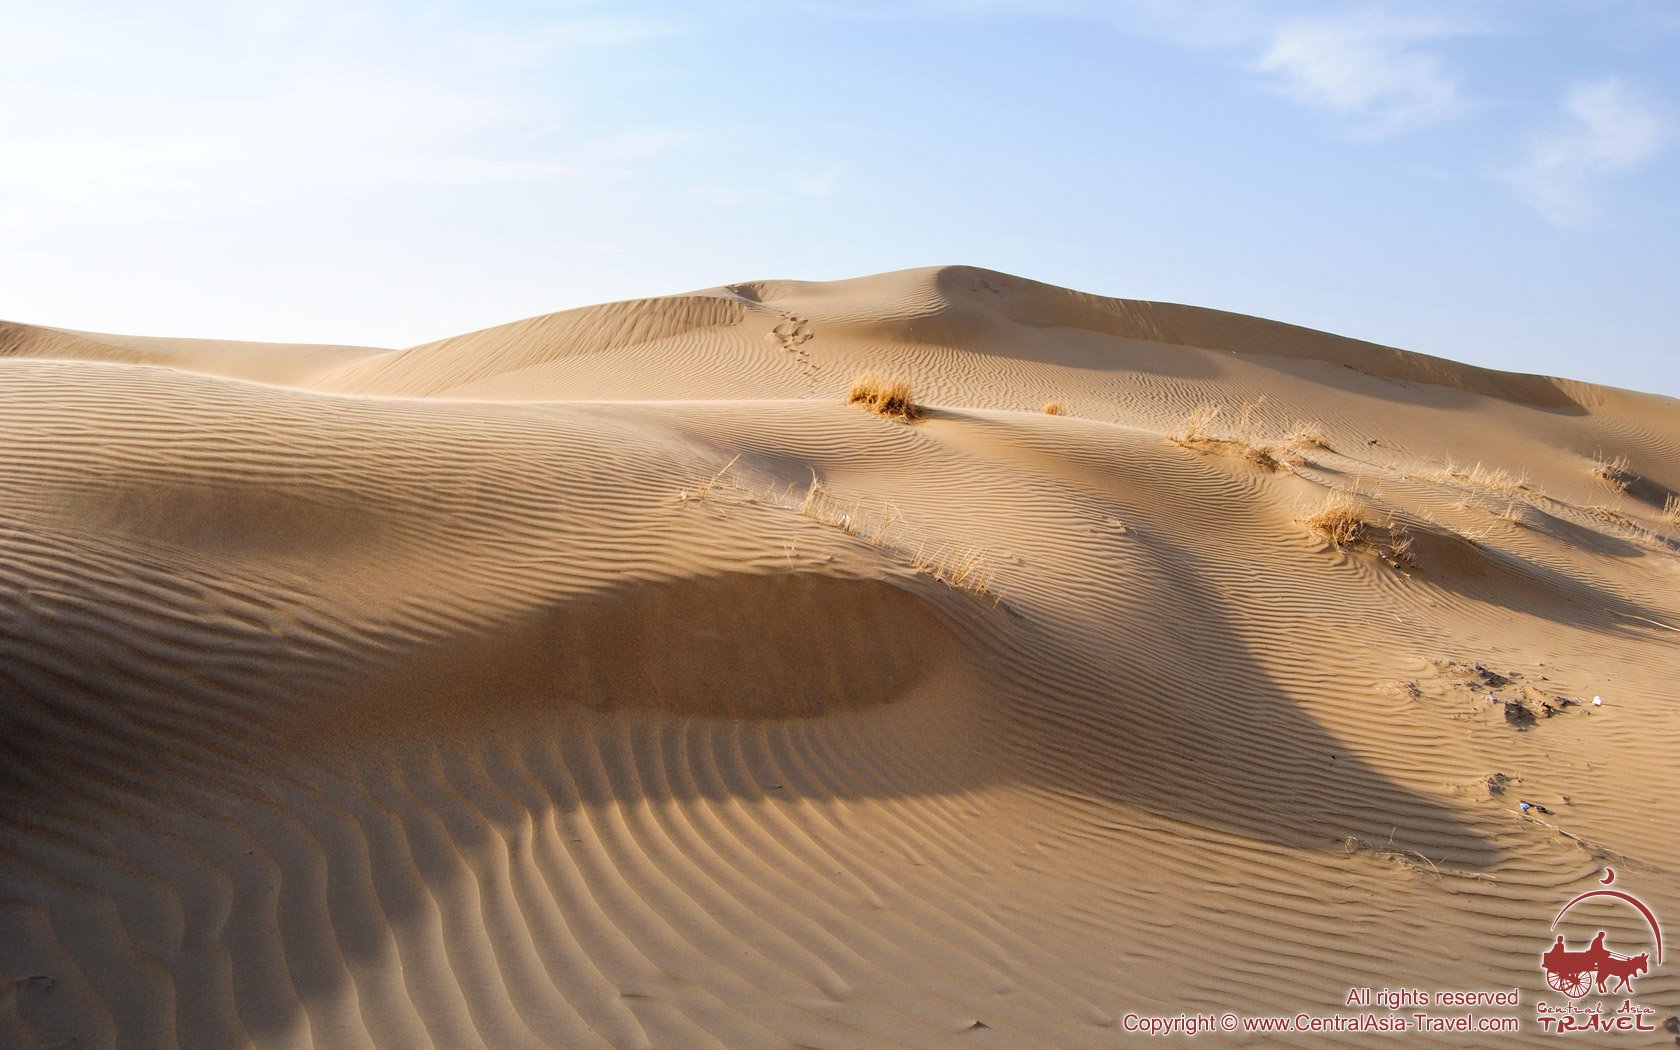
[2,265,1676,1047]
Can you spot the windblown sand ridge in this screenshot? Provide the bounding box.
[2,266,1677,1048]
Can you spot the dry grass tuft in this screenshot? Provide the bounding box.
[1441,460,1529,497]
[1582,502,1680,553]
[1042,401,1068,416]
[1437,459,1540,531]
[786,478,999,598]
[677,454,741,504]
[676,458,1001,598]
[1585,503,1632,527]
[1665,493,1680,527]
[1230,398,1266,443]
[1301,492,1414,568]
[847,372,919,420]
[1381,531,1415,571]
[1242,445,1280,472]
[1591,451,1633,492]
[1179,403,1221,441]
[1285,420,1331,450]
[1172,400,1282,472]
[1456,495,1530,530]
[910,543,998,594]
[1303,493,1370,548]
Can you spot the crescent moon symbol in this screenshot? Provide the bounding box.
[1552,888,1663,965]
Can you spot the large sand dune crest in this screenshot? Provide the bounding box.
[2,267,1677,1047]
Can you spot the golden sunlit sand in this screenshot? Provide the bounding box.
[2,265,1677,1047]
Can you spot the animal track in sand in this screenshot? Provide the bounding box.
[768,311,817,381]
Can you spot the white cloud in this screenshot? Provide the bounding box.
[1496,78,1669,224]
[1254,12,1467,133]
[911,1,1477,134]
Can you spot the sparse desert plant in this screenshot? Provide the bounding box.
[1179,403,1220,441]
[782,477,1000,598]
[1178,397,1268,443]
[910,541,998,594]
[1585,503,1631,526]
[1042,401,1068,416]
[1665,493,1680,527]
[1582,502,1680,552]
[1231,397,1267,444]
[1303,493,1371,548]
[1172,401,1282,471]
[847,372,919,420]
[1242,444,1280,472]
[676,454,742,504]
[797,478,870,537]
[1381,531,1415,571]
[1441,460,1529,497]
[1455,494,1529,529]
[1285,420,1330,450]
[679,461,1000,597]
[1591,451,1633,492]
[1301,492,1414,568]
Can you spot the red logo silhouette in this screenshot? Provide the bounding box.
[1539,869,1662,1000]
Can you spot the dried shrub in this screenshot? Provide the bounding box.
[1173,401,1281,472]
[1303,493,1370,548]
[1286,421,1331,450]
[1179,403,1220,441]
[847,372,919,421]
[1441,460,1529,496]
[1591,451,1634,493]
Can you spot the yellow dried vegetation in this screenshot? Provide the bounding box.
[1301,492,1413,569]
[1591,451,1634,493]
[847,372,919,421]
[678,456,1000,600]
[1171,400,1283,472]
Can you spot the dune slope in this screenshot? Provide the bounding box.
[2,266,1678,1048]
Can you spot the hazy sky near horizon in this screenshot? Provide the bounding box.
[3,0,1677,393]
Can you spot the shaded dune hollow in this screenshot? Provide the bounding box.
[1,265,1678,1049]
[333,571,967,738]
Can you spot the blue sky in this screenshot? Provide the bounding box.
[3,1,1676,393]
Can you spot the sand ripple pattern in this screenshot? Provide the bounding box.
[3,267,1678,1048]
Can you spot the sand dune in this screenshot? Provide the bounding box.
[2,266,1677,1047]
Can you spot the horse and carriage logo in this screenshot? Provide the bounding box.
[1539,869,1662,1000]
